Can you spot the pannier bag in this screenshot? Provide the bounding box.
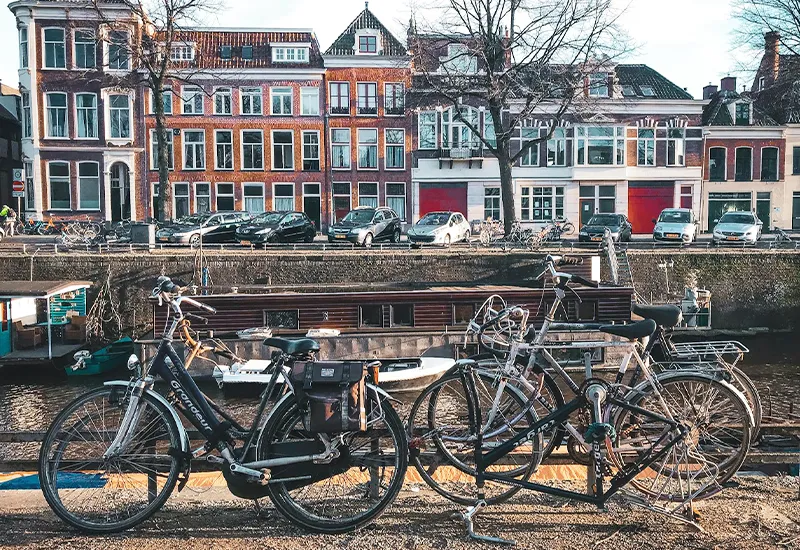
[290,361,367,433]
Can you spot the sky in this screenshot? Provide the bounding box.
[0,0,757,99]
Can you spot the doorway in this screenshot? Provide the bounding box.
[0,300,10,356]
[110,162,131,222]
[793,192,800,230]
[303,183,321,231]
[756,192,771,232]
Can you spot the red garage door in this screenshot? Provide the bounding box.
[628,183,674,234]
[419,183,468,218]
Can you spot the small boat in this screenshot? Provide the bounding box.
[67,337,134,376]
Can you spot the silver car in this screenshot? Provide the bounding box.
[711,211,762,245]
[407,211,471,246]
[653,208,699,243]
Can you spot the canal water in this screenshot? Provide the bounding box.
[1,333,798,459]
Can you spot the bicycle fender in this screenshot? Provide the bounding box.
[103,381,190,454]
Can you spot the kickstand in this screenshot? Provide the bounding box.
[453,500,515,546]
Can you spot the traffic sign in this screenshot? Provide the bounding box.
[12,168,24,198]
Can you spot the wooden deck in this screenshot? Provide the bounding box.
[1,343,84,363]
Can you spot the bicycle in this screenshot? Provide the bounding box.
[39,276,407,534]
[542,217,576,242]
[501,220,537,251]
[478,218,503,246]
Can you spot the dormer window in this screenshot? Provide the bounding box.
[242,45,253,60]
[621,85,636,97]
[220,45,231,60]
[735,103,750,126]
[170,43,195,62]
[589,73,609,97]
[441,43,477,74]
[640,86,655,97]
[359,35,377,54]
[272,45,309,63]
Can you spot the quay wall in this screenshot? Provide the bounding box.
[0,249,798,333]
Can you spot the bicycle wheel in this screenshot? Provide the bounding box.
[260,390,407,534]
[407,371,541,505]
[561,222,575,236]
[39,386,182,533]
[610,372,751,502]
[728,366,763,439]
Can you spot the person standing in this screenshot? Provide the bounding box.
[0,205,17,236]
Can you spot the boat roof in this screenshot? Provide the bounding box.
[0,281,92,299]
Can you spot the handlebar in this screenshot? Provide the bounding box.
[536,255,599,288]
[153,276,218,316]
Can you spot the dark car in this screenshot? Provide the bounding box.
[236,211,316,244]
[578,213,632,243]
[155,211,250,245]
[327,206,401,246]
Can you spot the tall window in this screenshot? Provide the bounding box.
[214,87,232,115]
[241,87,262,115]
[484,112,497,148]
[358,182,378,207]
[195,183,211,212]
[357,82,377,115]
[519,125,539,167]
[21,92,31,138]
[794,147,800,175]
[761,147,779,181]
[76,93,98,138]
[272,130,293,170]
[150,89,172,115]
[667,128,686,166]
[48,162,70,209]
[735,147,752,181]
[589,73,608,97]
[173,183,190,218]
[735,103,750,126]
[74,30,96,69]
[242,130,263,170]
[547,128,566,166]
[331,128,350,169]
[419,111,437,149]
[386,183,406,220]
[442,106,478,148]
[329,82,349,114]
[301,87,319,115]
[108,31,129,70]
[183,130,205,170]
[24,161,34,210]
[637,128,655,166]
[216,183,234,210]
[19,27,28,69]
[680,185,693,209]
[358,35,377,53]
[78,162,100,210]
[215,130,233,170]
[709,147,726,181]
[384,83,405,115]
[182,86,204,115]
[274,183,294,211]
[44,28,65,68]
[271,87,292,115]
[521,186,564,222]
[358,128,378,169]
[576,126,625,165]
[385,129,405,169]
[109,95,131,139]
[150,129,174,170]
[302,131,320,171]
[243,183,265,213]
[484,188,501,220]
[46,93,68,138]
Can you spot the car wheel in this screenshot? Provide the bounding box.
[363,233,373,247]
[304,231,314,243]
[443,234,451,247]
[188,234,200,247]
[391,228,400,243]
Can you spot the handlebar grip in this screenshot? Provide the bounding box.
[570,275,599,288]
[558,256,583,266]
[199,303,217,315]
[185,312,209,324]
[480,307,512,331]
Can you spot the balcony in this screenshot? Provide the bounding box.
[385,106,405,116]
[357,106,377,116]
[330,106,349,115]
[437,144,484,169]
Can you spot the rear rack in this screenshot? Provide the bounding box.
[669,340,749,362]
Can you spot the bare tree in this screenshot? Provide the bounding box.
[733,0,800,57]
[409,0,627,233]
[90,0,219,222]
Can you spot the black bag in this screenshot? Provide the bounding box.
[289,361,367,433]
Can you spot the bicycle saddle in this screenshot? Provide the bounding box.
[263,337,320,355]
[598,319,657,341]
[632,304,682,328]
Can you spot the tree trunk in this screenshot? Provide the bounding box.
[499,153,515,236]
[153,83,171,222]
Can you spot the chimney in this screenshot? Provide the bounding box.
[720,76,737,92]
[702,83,718,100]
[765,31,780,82]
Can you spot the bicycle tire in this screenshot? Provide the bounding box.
[561,223,575,236]
[728,366,763,440]
[261,391,407,534]
[39,386,182,533]
[407,371,541,506]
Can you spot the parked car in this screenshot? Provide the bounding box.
[407,211,471,246]
[327,206,401,246]
[236,211,316,244]
[155,211,250,245]
[653,208,699,243]
[711,211,762,245]
[578,214,632,243]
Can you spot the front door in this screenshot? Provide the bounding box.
[756,192,771,232]
[793,192,800,230]
[0,300,11,356]
[580,199,595,226]
[303,196,321,231]
[110,163,131,222]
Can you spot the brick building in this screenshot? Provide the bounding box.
[323,5,412,226]
[0,82,22,211]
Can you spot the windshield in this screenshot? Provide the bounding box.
[342,210,375,223]
[175,214,209,225]
[253,212,284,225]
[658,211,691,224]
[418,213,450,226]
[587,215,619,226]
[719,212,756,225]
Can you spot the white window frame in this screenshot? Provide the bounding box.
[241,129,264,171]
[271,129,294,171]
[45,92,69,139]
[357,34,379,55]
[24,160,35,210]
[589,72,609,97]
[418,111,437,150]
[215,182,235,211]
[356,82,378,116]
[358,182,378,208]
[74,92,98,140]
[243,182,266,213]
[331,128,351,170]
[637,128,656,166]
[517,124,540,167]
[182,129,206,170]
[76,161,101,211]
[273,182,295,211]
[173,182,191,218]
[442,106,478,149]
[19,27,28,69]
[108,93,132,139]
[329,82,349,115]
[21,92,31,138]
[271,46,309,63]
[150,129,174,171]
[214,87,232,115]
[520,185,564,222]
[302,130,320,171]
[384,128,405,170]
[240,86,263,115]
[270,86,293,115]
[181,85,204,115]
[575,126,625,166]
[149,88,173,115]
[667,128,686,167]
[43,27,66,69]
[760,146,780,181]
[385,182,406,221]
[47,161,71,210]
[357,128,378,170]
[384,82,405,116]
[484,187,501,221]
[301,86,320,116]
[194,182,211,213]
[214,129,234,170]
[105,30,130,71]
[170,43,195,62]
[547,127,567,166]
[73,29,96,69]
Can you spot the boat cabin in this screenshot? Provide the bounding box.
[0,281,92,364]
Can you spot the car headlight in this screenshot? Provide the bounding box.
[350,228,364,235]
[256,227,272,235]
[579,230,587,235]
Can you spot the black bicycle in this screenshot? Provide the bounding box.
[38,276,407,534]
